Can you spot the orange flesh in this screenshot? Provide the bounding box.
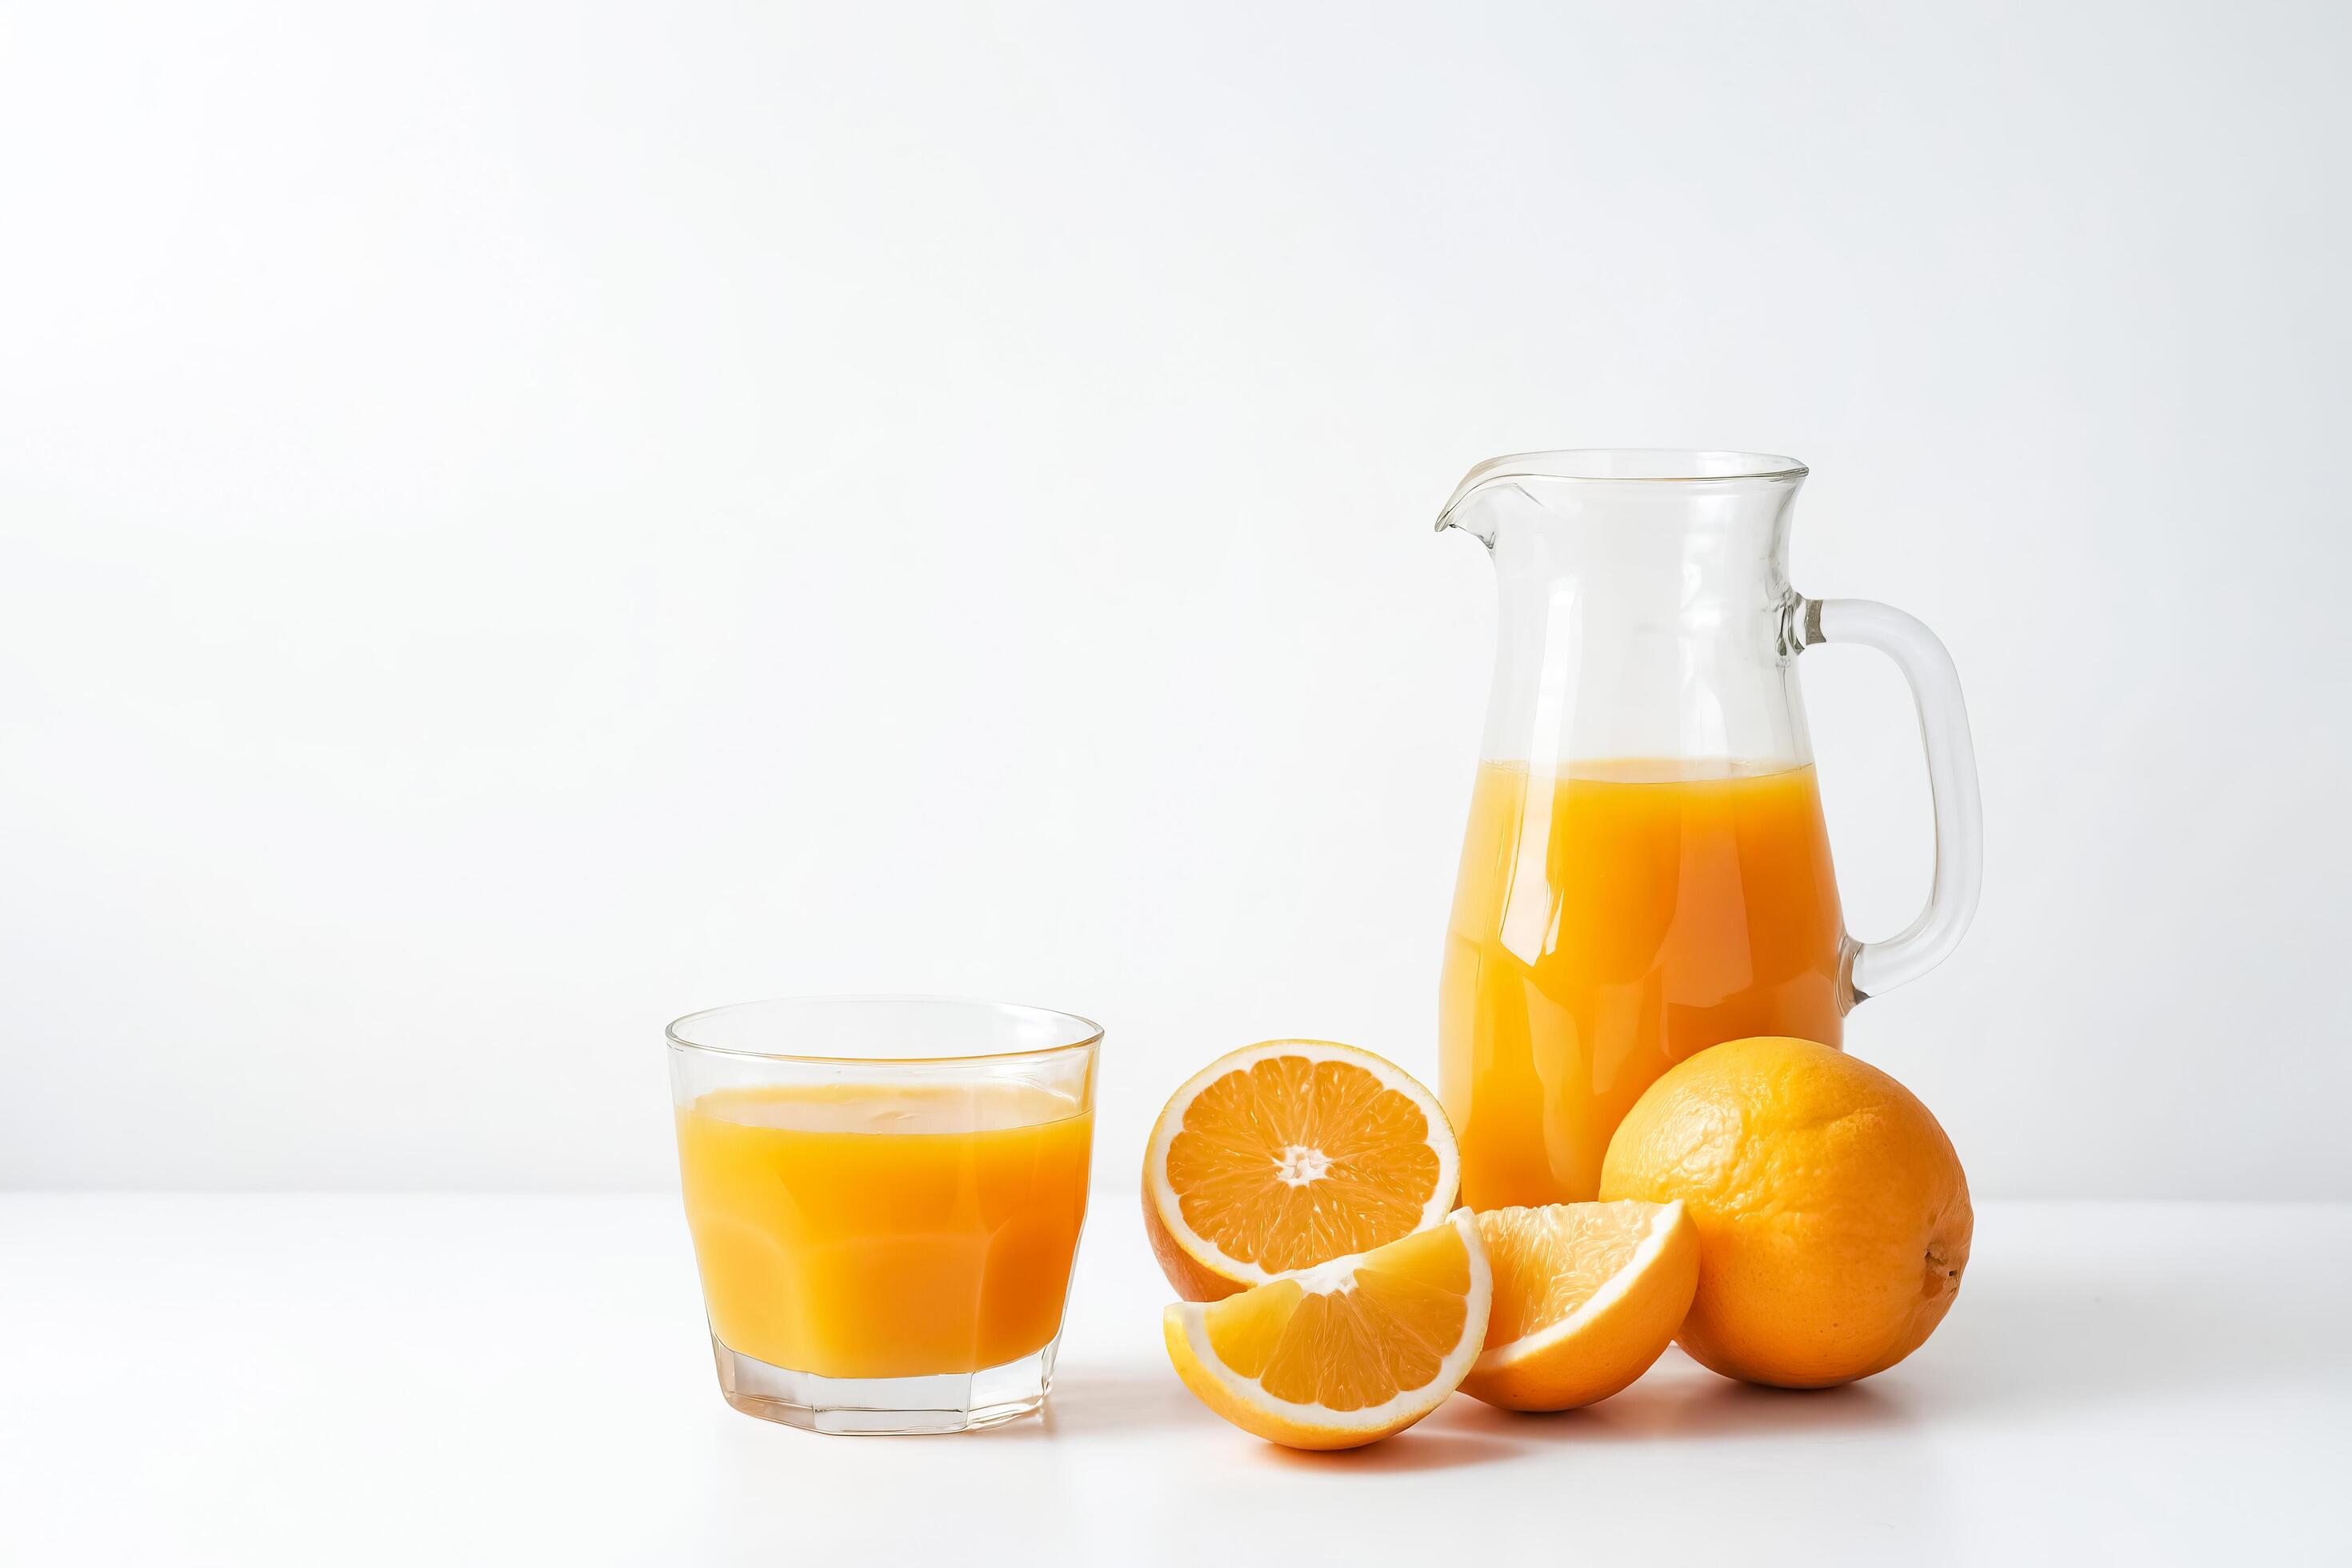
[1167,1056,1442,1272]
[1478,1202,1655,1344]
[1201,1226,1472,1411]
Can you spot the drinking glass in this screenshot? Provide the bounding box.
[666,996,1101,1434]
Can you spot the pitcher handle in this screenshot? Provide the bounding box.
[1795,597,1984,1003]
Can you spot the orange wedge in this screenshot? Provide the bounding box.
[1460,1200,1699,1411]
[1162,1209,1490,1449]
[1142,1040,1460,1300]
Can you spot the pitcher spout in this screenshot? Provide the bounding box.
[1432,454,1546,544]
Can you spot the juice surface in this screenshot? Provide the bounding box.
[1440,759,1847,1208]
[675,1082,1093,1379]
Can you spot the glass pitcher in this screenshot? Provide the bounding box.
[1434,450,1982,1208]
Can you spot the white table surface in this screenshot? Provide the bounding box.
[2,1195,2344,1566]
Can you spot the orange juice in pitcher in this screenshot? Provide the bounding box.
[1434,452,1982,1208]
[1442,759,1846,1206]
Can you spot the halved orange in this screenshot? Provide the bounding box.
[1459,1200,1699,1411]
[1162,1208,1490,1449]
[1142,1040,1459,1300]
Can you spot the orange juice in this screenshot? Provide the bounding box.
[675,1082,1093,1380]
[1440,759,1846,1208]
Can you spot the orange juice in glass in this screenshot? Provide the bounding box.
[666,998,1100,1434]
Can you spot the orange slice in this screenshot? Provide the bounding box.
[1142,1040,1459,1300]
[1162,1209,1490,1449]
[1460,1200,1699,1411]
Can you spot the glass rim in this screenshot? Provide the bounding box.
[1473,448,1808,483]
[1437,448,1809,531]
[664,994,1105,1067]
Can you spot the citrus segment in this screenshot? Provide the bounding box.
[1461,1199,1698,1411]
[1144,1040,1458,1299]
[1162,1209,1490,1449]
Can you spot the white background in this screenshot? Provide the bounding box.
[4,0,2347,1198]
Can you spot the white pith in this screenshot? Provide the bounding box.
[1291,1253,1360,1295]
[1470,1200,1685,1372]
[1146,1038,1462,1288]
[1169,1209,1492,1431]
[1274,1145,1330,1186]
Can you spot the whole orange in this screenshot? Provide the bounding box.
[1597,1036,1970,1389]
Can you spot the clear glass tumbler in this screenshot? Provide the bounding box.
[666,997,1101,1434]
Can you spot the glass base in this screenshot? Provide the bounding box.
[710,1333,1059,1435]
